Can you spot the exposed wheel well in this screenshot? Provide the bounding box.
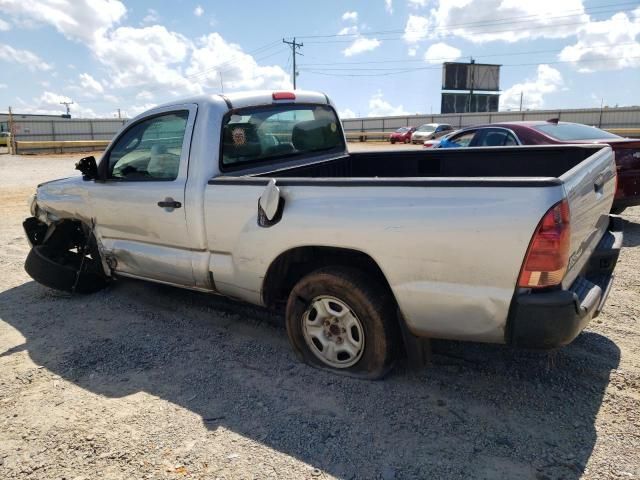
[262,246,395,309]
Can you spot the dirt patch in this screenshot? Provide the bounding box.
[0,153,639,479]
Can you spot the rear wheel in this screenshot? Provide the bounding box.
[390,139,396,144]
[285,267,399,379]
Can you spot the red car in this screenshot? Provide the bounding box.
[389,126,416,144]
[438,120,640,213]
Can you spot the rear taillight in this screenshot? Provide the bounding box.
[518,199,571,289]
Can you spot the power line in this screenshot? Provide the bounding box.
[301,56,640,77]
[293,1,638,40]
[303,13,638,45]
[298,42,640,67]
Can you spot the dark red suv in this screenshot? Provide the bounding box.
[438,120,640,213]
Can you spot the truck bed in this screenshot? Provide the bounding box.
[252,145,604,180]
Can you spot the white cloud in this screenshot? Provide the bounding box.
[0,18,11,31]
[426,0,588,44]
[338,25,358,36]
[408,0,429,7]
[343,37,382,57]
[194,5,204,17]
[558,11,640,72]
[187,33,290,91]
[17,91,98,118]
[93,25,198,94]
[79,73,104,94]
[1,0,292,102]
[369,92,410,116]
[424,42,461,63]
[342,11,358,22]
[0,0,127,42]
[142,8,159,24]
[339,14,381,57]
[500,65,563,110]
[339,108,357,119]
[408,47,418,56]
[0,83,7,89]
[403,15,429,43]
[385,0,393,14]
[0,43,52,71]
[126,103,158,118]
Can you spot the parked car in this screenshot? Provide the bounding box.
[0,131,10,147]
[411,123,453,144]
[389,126,415,144]
[23,91,622,379]
[438,120,640,213]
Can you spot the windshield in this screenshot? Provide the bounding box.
[417,124,436,132]
[534,123,620,140]
[395,127,409,133]
[221,104,344,168]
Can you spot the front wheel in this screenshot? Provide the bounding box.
[390,139,396,144]
[285,267,399,379]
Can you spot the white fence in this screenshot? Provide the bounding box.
[341,107,640,135]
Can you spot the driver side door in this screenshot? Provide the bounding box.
[88,104,197,286]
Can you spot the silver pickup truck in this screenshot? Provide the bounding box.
[23,90,623,378]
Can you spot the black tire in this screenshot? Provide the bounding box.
[285,266,400,379]
[25,245,108,294]
[611,206,626,215]
[390,139,396,144]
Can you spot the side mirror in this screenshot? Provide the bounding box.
[258,179,284,227]
[75,155,98,181]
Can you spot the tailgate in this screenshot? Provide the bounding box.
[560,145,617,288]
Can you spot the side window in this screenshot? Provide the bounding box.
[504,133,519,145]
[446,130,475,147]
[107,111,189,181]
[475,129,519,147]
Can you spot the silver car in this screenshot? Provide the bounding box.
[411,123,453,144]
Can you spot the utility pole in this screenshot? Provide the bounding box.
[117,108,122,119]
[283,37,304,89]
[219,71,224,93]
[59,100,74,118]
[598,97,604,128]
[519,91,523,112]
[7,106,16,154]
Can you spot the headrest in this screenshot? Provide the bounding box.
[484,132,504,146]
[292,119,340,151]
[150,144,168,155]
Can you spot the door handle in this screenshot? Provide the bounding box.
[594,174,605,193]
[157,198,182,209]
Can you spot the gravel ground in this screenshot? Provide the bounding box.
[0,152,638,480]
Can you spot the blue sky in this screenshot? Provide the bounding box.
[0,0,638,118]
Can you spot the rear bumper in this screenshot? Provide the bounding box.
[508,216,623,349]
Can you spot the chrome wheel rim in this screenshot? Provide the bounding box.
[302,295,365,368]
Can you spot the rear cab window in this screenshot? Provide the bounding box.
[221,104,345,169]
[534,123,620,140]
